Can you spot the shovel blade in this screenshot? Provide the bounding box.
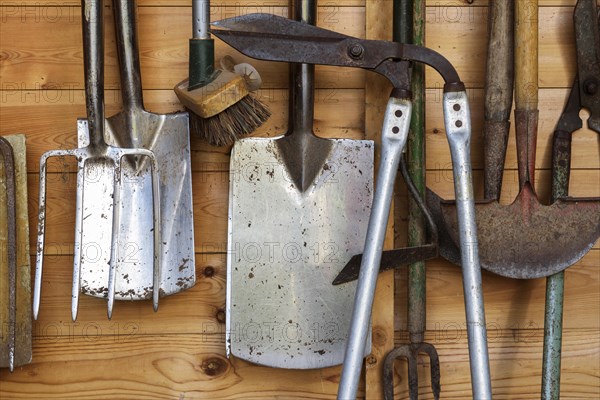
[78,111,195,300]
[227,137,373,369]
[439,185,600,279]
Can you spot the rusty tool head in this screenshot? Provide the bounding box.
[428,0,600,280]
[383,343,441,400]
[0,137,17,371]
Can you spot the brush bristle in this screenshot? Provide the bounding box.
[190,95,271,147]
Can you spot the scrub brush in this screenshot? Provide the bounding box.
[174,0,270,147]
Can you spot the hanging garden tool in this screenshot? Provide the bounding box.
[543,1,600,398]
[80,0,195,318]
[174,0,270,146]
[210,13,491,399]
[482,0,514,201]
[0,135,31,371]
[382,0,440,399]
[223,1,375,369]
[425,0,599,280]
[423,0,515,268]
[338,0,513,284]
[34,0,162,321]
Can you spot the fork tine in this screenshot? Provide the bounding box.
[421,343,441,400]
[1,138,17,372]
[71,159,86,321]
[34,153,51,321]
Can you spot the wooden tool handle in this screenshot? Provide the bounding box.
[514,0,539,188]
[484,0,514,200]
[515,0,538,110]
[485,0,514,121]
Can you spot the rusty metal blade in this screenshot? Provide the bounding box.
[332,244,437,285]
[212,13,346,39]
[425,188,462,265]
[211,17,381,69]
[0,135,32,370]
[439,184,600,279]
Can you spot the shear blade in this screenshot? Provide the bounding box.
[211,13,346,39]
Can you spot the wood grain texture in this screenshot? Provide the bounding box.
[0,6,582,90]
[27,167,598,257]
[0,330,597,399]
[395,250,600,332]
[389,329,600,399]
[0,88,365,172]
[0,6,365,90]
[0,334,349,399]
[1,89,597,173]
[25,250,600,336]
[0,0,598,398]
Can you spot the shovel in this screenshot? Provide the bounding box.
[34,0,162,321]
[224,1,374,369]
[210,13,492,398]
[429,0,599,280]
[0,135,31,371]
[84,0,194,317]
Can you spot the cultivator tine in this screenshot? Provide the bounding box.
[420,343,441,399]
[0,137,17,372]
[383,343,441,400]
[383,346,410,400]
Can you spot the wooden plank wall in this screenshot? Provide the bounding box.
[0,0,598,398]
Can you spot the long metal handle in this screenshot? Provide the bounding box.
[289,0,316,136]
[443,90,492,399]
[338,96,412,400]
[113,0,144,113]
[193,0,210,39]
[82,0,106,150]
